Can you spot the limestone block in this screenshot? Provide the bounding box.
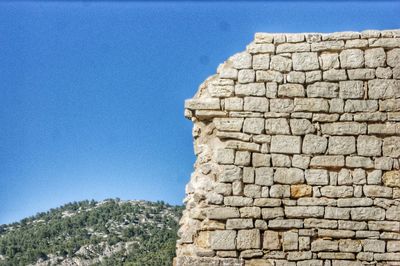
[357,135,382,156]
[240,206,261,218]
[247,43,275,54]
[255,167,274,186]
[230,52,252,69]
[285,206,324,218]
[256,70,283,83]
[287,71,305,83]
[345,156,374,168]
[305,70,322,83]
[226,218,253,230]
[270,55,292,72]
[219,165,242,182]
[328,136,356,155]
[243,184,261,198]
[282,231,299,251]
[374,253,400,261]
[185,98,220,110]
[307,82,338,98]
[318,229,355,238]
[382,170,400,187]
[292,155,310,169]
[387,241,400,252]
[368,123,400,135]
[243,118,264,134]
[363,239,386,253]
[252,54,270,70]
[320,53,339,70]
[274,168,304,184]
[215,148,235,164]
[278,84,305,97]
[321,122,367,135]
[368,79,400,99]
[329,98,344,113]
[346,39,368,48]
[210,230,237,250]
[271,154,291,167]
[277,43,310,53]
[386,205,400,221]
[383,137,400,157]
[387,48,400,67]
[235,151,251,166]
[368,221,400,232]
[320,186,353,198]
[235,83,266,96]
[310,155,345,168]
[290,119,315,135]
[214,118,244,132]
[265,118,290,135]
[365,48,386,67]
[367,169,382,184]
[225,97,243,111]
[224,196,253,207]
[344,100,378,113]
[294,98,329,112]
[339,220,367,230]
[252,153,271,167]
[263,231,281,250]
[380,99,400,112]
[338,240,362,253]
[232,180,243,196]
[337,198,373,207]
[347,68,375,80]
[302,134,328,155]
[311,239,338,252]
[261,207,284,219]
[351,207,385,220]
[305,169,329,185]
[323,69,347,81]
[311,40,344,51]
[292,52,319,71]
[268,219,304,229]
[237,229,260,250]
[352,168,366,184]
[363,185,392,198]
[269,185,290,198]
[325,207,351,220]
[269,99,294,112]
[340,49,364,68]
[207,207,240,219]
[270,135,301,154]
[304,218,337,229]
[376,67,392,78]
[291,184,312,198]
[243,97,268,112]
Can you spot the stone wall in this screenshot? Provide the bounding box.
[175,30,400,266]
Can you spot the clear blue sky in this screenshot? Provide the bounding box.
[0,1,399,224]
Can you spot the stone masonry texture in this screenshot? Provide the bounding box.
[175,30,400,266]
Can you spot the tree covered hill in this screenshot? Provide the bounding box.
[0,199,183,266]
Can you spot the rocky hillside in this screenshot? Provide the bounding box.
[0,199,183,266]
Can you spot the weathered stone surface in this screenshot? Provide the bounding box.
[210,230,237,250]
[363,185,392,198]
[323,69,347,81]
[320,186,353,198]
[269,98,294,112]
[365,48,386,68]
[235,83,266,96]
[226,218,253,229]
[270,135,301,154]
[387,48,400,67]
[255,167,274,186]
[270,55,292,72]
[243,97,268,112]
[261,207,284,220]
[230,52,252,69]
[252,54,270,70]
[185,98,220,110]
[345,156,374,168]
[274,168,304,184]
[320,52,339,70]
[340,49,364,68]
[282,231,298,251]
[237,229,260,250]
[263,231,281,250]
[311,239,338,251]
[344,100,378,113]
[243,118,265,134]
[294,98,329,112]
[224,196,253,207]
[291,184,312,198]
[321,122,367,135]
[292,52,319,71]
[386,205,400,221]
[305,169,329,185]
[268,219,304,229]
[382,170,400,187]
[285,206,324,218]
[383,137,400,157]
[351,207,386,220]
[347,68,375,80]
[328,136,356,155]
[357,135,382,156]
[269,185,290,198]
[368,79,400,99]
[310,155,345,168]
[278,84,304,97]
[307,82,338,98]
[325,207,351,219]
[265,118,290,135]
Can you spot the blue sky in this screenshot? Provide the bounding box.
[0,1,399,224]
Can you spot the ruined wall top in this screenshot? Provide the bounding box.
[176,29,400,266]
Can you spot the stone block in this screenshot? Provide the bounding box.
[294,98,329,112]
[263,231,281,250]
[365,48,386,68]
[321,122,367,135]
[382,170,400,187]
[368,79,400,99]
[278,84,304,97]
[351,207,386,221]
[285,206,324,218]
[305,169,329,185]
[291,184,312,198]
[270,135,301,154]
[230,51,252,69]
[320,186,353,198]
[363,185,392,198]
[292,52,319,71]
[252,54,270,70]
[340,49,364,68]
[243,118,264,134]
[307,82,339,98]
[207,207,240,219]
[269,184,290,198]
[383,137,400,157]
[274,168,304,184]
[269,99,294,112]
[255,167,274,186]
[219,165,242,182]
[237,229,261,250]
[302,134,327,154]
[344,100,378,113]
[357,135,382,156]
[328,136,356,155]
[387,48,400,67]
[235,151,251,166]
[320,52,339,70]
[265,118,290,135]
[261,207,284,220]
[235,83,266,96]
[282,231,298,251]
[243,97,268,112]
[311,239,338,252]
[309,155,345,168]
[226,218,253,229]
[270,55,292,72]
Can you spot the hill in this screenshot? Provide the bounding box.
[0,199,183,266]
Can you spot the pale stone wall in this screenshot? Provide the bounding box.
[175,30,400,266]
